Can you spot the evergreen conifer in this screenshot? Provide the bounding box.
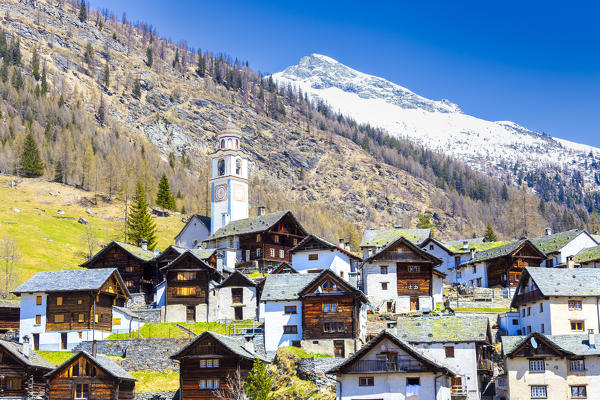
[31,47,40,80]
[484,222,498,242]
[156,173,175,211]
[79,0,87,22]
[127,183,157,250]
[20,133,45,177]
[245,359,271,400]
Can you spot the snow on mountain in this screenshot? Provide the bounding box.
[272,54,600,187]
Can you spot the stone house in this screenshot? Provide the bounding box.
[290,234,361,280]
[213,271,258,322]
[531,228,598,268]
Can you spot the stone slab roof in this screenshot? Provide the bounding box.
[0,339,54,369]
[461,239,544,266]
[531,229,587,254]
[360,228,431,248]
[46,351,135,380]
[502,333,600,357]
[574,245,600,264]
[291,234,361,260]
[444,240,511,254]
[12,268,130,296]
[524,266,600,297]
[260,273,319,301]
[395,315,491,343]
[206,210,294,241]
[171,331,268,362]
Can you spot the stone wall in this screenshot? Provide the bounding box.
[133,308,162,322]
[73,338,192,371]
[297,357,343,387]
[134,391,178,400]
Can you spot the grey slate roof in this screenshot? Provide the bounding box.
[189,248,217,260]
[444,237,485,247]
[171,331,268,362]
[395,316,491,343]
[360,228,431,248]
[573,245,600,264]
[46,351,135,380]
[12,268,131,297]
[523,267,600,297]
[206,210,302,241]
[260,273,319,301]
[112,306,144,320]
[291,234,361,260]
[80,241,155,267]
[531,229,587,254]
[460,239,544,266]
[0,339,54,369]
[502,333,600,357]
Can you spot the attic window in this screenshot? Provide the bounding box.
[321,280,337,292]
[408,266,420,273]
[309,254,319,261]
[274,235,280,243]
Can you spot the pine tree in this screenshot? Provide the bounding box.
[84,42,94,67]
[53,161,64,183]
[180,205,186,214]
[156,173,175,211]
[97,96,106,126]
[79,0,87,23]
[31,47,40,80]
[20,133,45,177]
[145,47,153,67]
[416,213,434,229]
[102,60,110,87]
[196,49,205,77]
[40,66,48,94]
[484,222,498,242]
[501,183,509,201]
[132,78,141,99]
[244,359,271,400]
[127,183,157,250]
[172,48,179,68]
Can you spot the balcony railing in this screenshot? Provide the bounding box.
[478,358,494,372]
[346,359,425,373]
[451,385,468,396]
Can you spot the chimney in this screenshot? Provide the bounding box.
[257,206,266,216]
[345,241,351,251]
[141,240,148,251]
[216,252,224,273]
[92,340,97,357]
[588,329,596,349]
[349,271,359,287]
[545,227,552,236]
[339,238,345,248]
[367,249,373,258]
[22,335,30,357]
[470,248,476,259]
[567,256,575,269]
[462,241,469,251]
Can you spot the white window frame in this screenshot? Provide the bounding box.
[570,359,585,372]
[529,359,545,372]
[531,385,547,398]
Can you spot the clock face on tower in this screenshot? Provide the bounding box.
[214,184,228,202]
[233,183,246,202]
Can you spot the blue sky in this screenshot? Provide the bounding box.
[91,0,599,146]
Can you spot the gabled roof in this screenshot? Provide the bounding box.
[574,245,600,264]
[531,229,591,255]
[206,210,306,241]
[160,250,229,274]
[260,273,318,301]
[298,269,368,303]
[189,247,217,260]
[360,228,431,248]
[460,239,545,266]
[271,262,297,274]
[12,268,131,298]
[45,351,135,381]
[503,332,600,357]
[217,271,256,288]
[0,339,53,370]
[327,329,456,376]
[291,234,361,260]
[80,241,155,267]
[443,239,511,254]
[395,316,491,344]
[175,214,211,241]
[171,331,268,362]
[515,267,600,299]
[364,236,442,265]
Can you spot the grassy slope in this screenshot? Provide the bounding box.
[0,176,184,287]
[106,321,228,339]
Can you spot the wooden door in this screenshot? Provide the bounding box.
[234,306,243,321]
[334,340,345,358]
[186,306,195,322]
[386,301,393,313]
[451,376,463,394]
[60,332,67,350]
[33,333,39,350]
[410,296,419,311]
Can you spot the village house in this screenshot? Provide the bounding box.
[500,331,600,400]
[327,329,457,400]
[574,244,600,267]
[0,337,53,398]
[0,300,20,334]
[170,330,268,400]
[455,239,546,289]
[360,227,431,260]
[80,241,157,303]
[395,315,494,400]
[290,234,362,279]
[45,349,136,400]
[361,236,445,313]
[261,270,368,357]
[510,267,600,336]
[213,271,258,322]
[175,214,212,248]
[155,245,218,270]
[531,228,598,268]
[12,269,131,351]
[498,310,523,336]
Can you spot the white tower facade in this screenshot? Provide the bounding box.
[210,122,249,234]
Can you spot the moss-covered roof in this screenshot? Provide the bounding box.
[395,315,491,343]
[445,240,511,254]
[574,245,600,264]
[530,229,585,254]
[461,239,545,265]
[206,210,305,241]
[114,241,156,260]
[592,234,600,243]
[360,228,431,248]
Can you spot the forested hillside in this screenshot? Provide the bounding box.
[0,0,597,245]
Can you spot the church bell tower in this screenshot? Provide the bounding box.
[210,121,249,234]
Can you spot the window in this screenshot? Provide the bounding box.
[78,313,85,323]
[476,278,482,287]
[292,340,301,347]
[571,386,587,398]
[176,272,196,281]
[408,265,420,273]
[381,282,388,290]
[57,297,63,306]
[408,282,420,290]
[358,377,374,386]
[256,234,261,242]
[270,248,275,258]
[512,319,519,325]
[321,280,337,292]
[529,359,545,372]
[569,301,582,311]
[36,296,42,305]
[527,307,531,316]
[429,245,434,250]
[279,249,285,258]
[444,346,455,358]
[78,332,82,339]
[323,322,345,333]
[54,314,64,323]
[35,315,41,325]
[540,303,543,312]
[323,303,338,312]
[472,265,477,274]
[125,265,135,273]
[95,314,99,323]
[497,378,504,387]
[293,238,298,246]
[571,321,585,331]
[6,378,22,390]
[235,159,242,175]
[256,248,261,257]
[217,159,225,175]
[175,287,197,296]
[570,359,585,371]
[232,288,243,303]
[454,256,461,267]
[284,305,297,314]
[125,280,134,288]
[380,265,388,274]
[74,383,90,399]
[546,259,554,268]
[308,253,319,261]
[78,299,83,305]
[522,308,526,317]
[531,386,547,398]
[113,318,121,326]
[273,234,280,243]
[541,323,544,333]
[199,378,220,389]
[199,359,220,368]
[283,325,298,334]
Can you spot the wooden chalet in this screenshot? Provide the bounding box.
[0,338,53,398]
[80,241,156,303]
[271,262,297,274]
[171,331,267,400]
[45,350,136,400]
[459,239,546,288]
[155,245,218,273]
[203,210,307,269]
[0,300,20,333]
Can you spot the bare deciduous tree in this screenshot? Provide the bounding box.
[0,237,18,298]
[214,368,247,400]
[82,225,98,259]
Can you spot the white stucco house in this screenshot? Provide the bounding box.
[174,214,212,249]
[327,329,457,400]
[531,228,598,268]
[290,234,361,279]
[111,306,145,335]
[510,267,600,336]
[498,310,522,336]
[360,227,432,260]
[212,271,258,322]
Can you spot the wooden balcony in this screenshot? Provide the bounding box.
[346,359,425,373]
[511,288,543,306]
[478,358,494,373]
[451,385,468,397]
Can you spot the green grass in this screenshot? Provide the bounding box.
[277,346,332,359]
[130,371,180,392]
[247,270,266,278]
[106,321,229,339]
[454,307,513,313]
[36,350,76,365]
